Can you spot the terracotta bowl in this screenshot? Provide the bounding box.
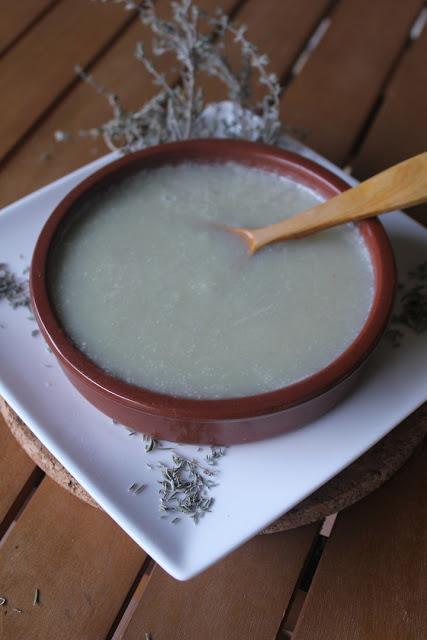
[30,139,396,445]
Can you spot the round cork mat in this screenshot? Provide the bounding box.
[1,396,426,533]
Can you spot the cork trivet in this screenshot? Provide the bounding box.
[0,396,99,509]
[1,396,426,533]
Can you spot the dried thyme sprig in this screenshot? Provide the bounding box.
[205,446,226,466]
[0,263,30,309]
[75,0,281,153]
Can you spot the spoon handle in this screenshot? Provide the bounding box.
[255,151,427,246]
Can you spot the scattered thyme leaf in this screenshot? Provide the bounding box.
[33,588,40,606]
[142,434,157,452]
[135,484,146,494]
[0,263,30,309]
[384,328,404,348]
[128,482,146,494]
[205,446,226,466]
[395,285,427,333]
[408,261,427,281]
[386,260,427,345]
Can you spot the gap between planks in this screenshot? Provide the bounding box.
[276,532,330,639]
[281,0,339,86]
[0,475,147,640]
[0,467,44,544]
[343,3,427,168]
[279,0,425,166]
[291,437,427,640]
[0,1,138,168]
[0,0,242,203]
[105,524,327,640]
[108,557,156,640]
[0,1,60,59]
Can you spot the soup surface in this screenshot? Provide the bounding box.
[49,162,374,398]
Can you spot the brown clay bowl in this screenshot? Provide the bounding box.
[30,139,396,445]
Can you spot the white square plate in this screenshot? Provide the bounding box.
[1,139,426,580]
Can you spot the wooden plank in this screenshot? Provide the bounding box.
[0,0,58,56]
[352,24,427,226]
[293,438,427,640]
[0,413,36,533]
[0,0,135,162]
[0,477,146,640]
[120,525,319,640]
[352,19,427,177]
[202,0,332,103]
[0,0,238,208]
[280,0,424,166]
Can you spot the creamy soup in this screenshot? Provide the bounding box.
[49,162,374,398]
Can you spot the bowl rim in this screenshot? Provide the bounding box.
[30,138,396,421]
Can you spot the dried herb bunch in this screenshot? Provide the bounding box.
[78,0,281,152]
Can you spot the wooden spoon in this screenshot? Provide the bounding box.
[226,152,427,254]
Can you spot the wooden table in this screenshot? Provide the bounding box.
[1,1,426,638]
